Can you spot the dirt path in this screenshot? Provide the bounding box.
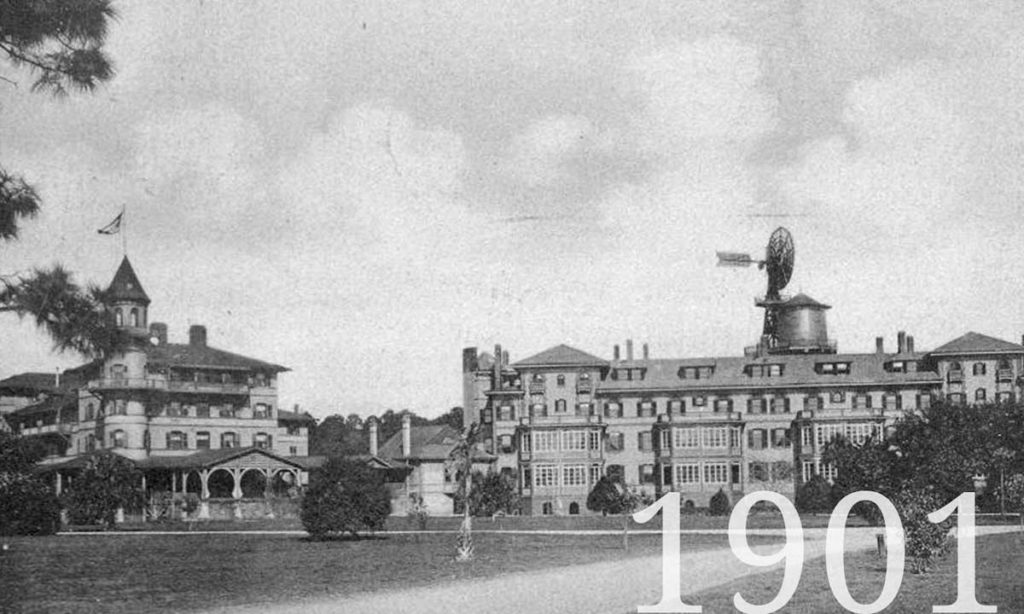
[201,526,1018,614]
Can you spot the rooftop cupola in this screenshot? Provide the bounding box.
[107,256,150,332]
[767,293,835,354]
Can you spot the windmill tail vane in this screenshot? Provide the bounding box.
[716,251,757,268]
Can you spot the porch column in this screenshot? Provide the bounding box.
[264,469,273,498]
[200,469,210,500]
[172,471,178,494]
[141,474,147,523]
[231,469,242,499]
[55,472,62,496]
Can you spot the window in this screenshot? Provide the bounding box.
[821,463,838,483]
[219,406,237,418]
[166,431,187,450]
[947,393,967,406]
[973,362,987,376]
[605,432,625,452]
[692,395,706,407]
[818,362,850,375]
[196,431,211,450]
[829,391,845,404]
[588,464,601,485]
[844,423,876,445]
[883,393,900,411]
[674,464,700,485]
[975,388,987,402]
[556,374,566,387]
[111,430,126,448]
[530,401,547,417]
[770,397,789,414]
[801,426,813,449]
[579,372,591,382]
[254,432,272,449]
[802,461,816,483]
[637,400,656,418]
[254,403,271,419]
[587,430,601,451]
[852,394,871,409]
[577,401,594,415]
[110,364,127,380]
[604,401,622,418]
[130,308,139,328]
[704,463,729,484]
[702,427,729,449]
[562,464,586,487]
[111,399,127,416]
[997,392,1014,404]
[640,464,655,484]
[498,435,515,453]
[554,399,567,413]
[804,395,822,411]
[498,405,515,421]
[196,404,210,418]
[84,403,95,421]
[917,393,932,410]
[771,428,791,448]
[480,408,493,424]
[815,424,843,448]
[638,431,653,451]
[748,397,766,414]
[888,361,906,373]
[86,434,96,452]
[289,446,298,456]
[221,432,239,449]
[713,398,732,413]
[569,502,580,515]
[533,431,559,452]
[749,462,768,482]
[767,364,782,377]
[673,427,700,449]
[114,308,123,327]
[747,429,767,450]
[668,399,684,415]
[562,430,587,451]
[520,433,531,453]
[541,502,554,515]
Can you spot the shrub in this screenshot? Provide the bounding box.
[587,476,627,516]
[460,471,519,517]
[409,494,429,530]
[0,471,61,536]
[893,489,953,573]
[62,453,144,527]
[796,475,834,514]
[708,488,732,516]
[300,457,391,539]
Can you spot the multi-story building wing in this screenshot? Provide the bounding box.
[465,294,1024,514]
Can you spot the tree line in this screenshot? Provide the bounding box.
[307,407,463,457]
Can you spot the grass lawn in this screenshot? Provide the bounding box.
[685,532,1024,613]
[0,530,778,613]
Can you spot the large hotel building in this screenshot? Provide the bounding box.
[463,294,1024,516]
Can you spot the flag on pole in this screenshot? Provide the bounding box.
[716,251,755,267]
[97,209,124,235]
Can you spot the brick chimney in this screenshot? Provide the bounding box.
[642,343,649,360]
[401,413,412,457]
[613,344,620,360]
[626,339,634,361]
[897,331,906,354]
[150,322,168,345]
[368,419,379,457]
[875,336,884,354]
[907,335,915,354]
[189,325,207,347]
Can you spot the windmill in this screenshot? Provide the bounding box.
[717,227,795,350]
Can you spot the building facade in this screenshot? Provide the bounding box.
[464,295,1024,515]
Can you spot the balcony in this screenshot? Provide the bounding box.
[576,380,594,393]
[996,369,1014,383]
[89,378,165,391]
[166,380,250,395]
[88,378,250,395]
[947,370,964,383]
[20,423,73,436]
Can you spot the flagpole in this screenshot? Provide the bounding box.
[121,204,127,256]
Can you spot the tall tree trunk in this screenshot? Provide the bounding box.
[455,468,474,561]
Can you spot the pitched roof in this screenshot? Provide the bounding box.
[512,344,608,368]
[107,256,150,305]
[783,293,830,309]
[145,342,289,372]
[601,351,940,393]
[0,372,57,395]
[277,409,315,423]
[930,332,1024,356]
[9,393,76,419]
[377,425,495,462]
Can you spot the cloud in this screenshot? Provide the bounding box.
[502,115,601,187]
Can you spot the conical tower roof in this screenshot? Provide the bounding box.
[107,256,150,305]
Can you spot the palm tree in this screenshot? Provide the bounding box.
[445,422,480,562]
[0,265,117,358]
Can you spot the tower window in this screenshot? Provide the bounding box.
[130,308,139,328]
[114,308,123,327]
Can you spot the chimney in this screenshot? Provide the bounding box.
[462,347,478,373]
[401,414,412,457]
[503,350,509,367]
[626,339,634,361]
[875,337,884,354]
[54,367,61,389]
[897,331,906,354]
[368,419,379,457]
[150,322,168,345]
[907,335,915,354]
[642,343,649,360]
[613,344,620,361]
[493,344,502,390]
[189,325,207,347]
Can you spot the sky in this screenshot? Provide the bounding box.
[2,1,1023,419]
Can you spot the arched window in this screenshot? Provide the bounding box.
[949,361,962,371]
[84,403,95,421]
[166,431,187,450]
[111,430,126,448]
[556,374,566,387]
[568,502,580,515]
[114,308,124,327]
[975,388,987,402]
[130,308,139,327]
[998,359,1012,370]
[221,432,238,449]
[554,399,566,413]
[973,362,987,376]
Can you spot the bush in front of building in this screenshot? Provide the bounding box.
[458,471,520,517]
[708,488,732,516]
[796,475,834,514]
[300,457,391,539]
[62,453,145,528]
[0,471,61,536]
[893,488,953,574]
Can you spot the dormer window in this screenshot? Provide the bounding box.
[747,364,784,377]
[887,361,906,373]
[817,362,851,375]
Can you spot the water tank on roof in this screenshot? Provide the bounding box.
[774,294,832,353]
